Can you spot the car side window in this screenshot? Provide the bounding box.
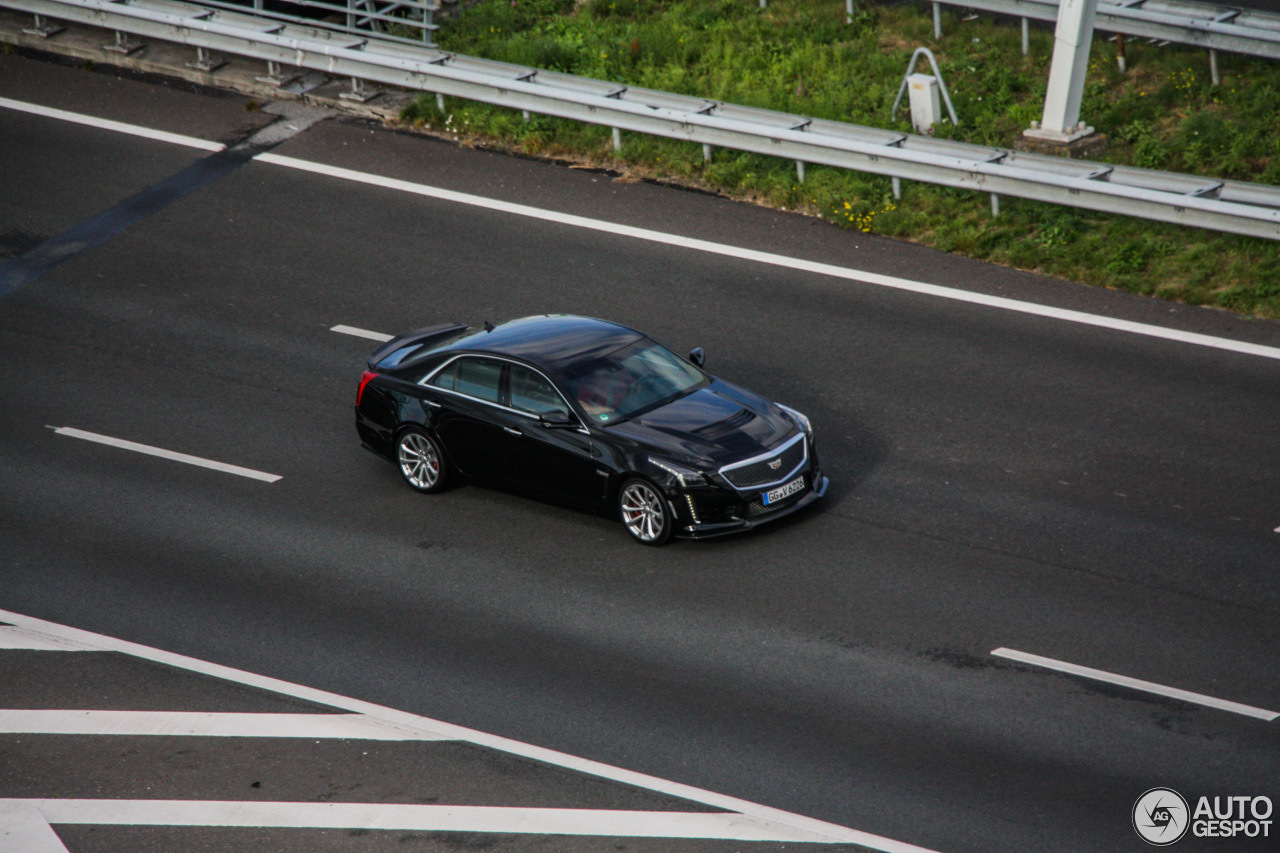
[510,365,569,416]
[429,357,502,404]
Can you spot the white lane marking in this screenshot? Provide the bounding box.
[331,324,394,342]
[0,711,449,740]
[992,648,1279,722]
[0,97,225,152]
[5,800,841,842]
[0,626,97,651]
[51,427,282,483]
[0,805,70,853]
[0,610,941,852]
[256,153,1280,364]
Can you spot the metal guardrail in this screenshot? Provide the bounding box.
[6,0,1280,239]
[927,0,1280,61]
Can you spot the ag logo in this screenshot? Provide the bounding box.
[1134,788,1190,846]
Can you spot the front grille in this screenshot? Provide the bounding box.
[720,434,807,489]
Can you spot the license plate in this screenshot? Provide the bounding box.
[763,475,805,505]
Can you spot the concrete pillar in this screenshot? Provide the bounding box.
[1027,0,1098,142]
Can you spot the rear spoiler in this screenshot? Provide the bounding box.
[366,322,469,369]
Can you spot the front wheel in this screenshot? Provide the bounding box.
[618,478,673,546]
[396,427,448,493]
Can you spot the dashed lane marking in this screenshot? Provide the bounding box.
[330,324,394,342]
[992,648,1279,722]
[0,611,946,852]
[0,710,449,740]
[51,427,282,483]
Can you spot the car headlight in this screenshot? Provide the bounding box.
[647,457,709,488]
[778,403,813,436]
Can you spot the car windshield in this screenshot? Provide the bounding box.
[560,339,708,424]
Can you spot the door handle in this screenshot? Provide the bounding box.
[503,427,522,436]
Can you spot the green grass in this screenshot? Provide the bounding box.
[400,0,1280,319]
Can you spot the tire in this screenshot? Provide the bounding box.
[396,427,449,493]
[618,477,673,546]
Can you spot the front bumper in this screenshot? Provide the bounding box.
[671,471,829,540]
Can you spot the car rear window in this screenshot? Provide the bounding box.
[429,357,502,404]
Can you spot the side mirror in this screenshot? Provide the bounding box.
[688,347,706,367]
[539,410,577,429]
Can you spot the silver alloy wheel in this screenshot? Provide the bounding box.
[620,480,667,543]
[398,431,441,491]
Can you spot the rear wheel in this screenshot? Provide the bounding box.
[396,427,448,493]
[618,478,673,545]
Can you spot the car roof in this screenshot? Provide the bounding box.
[436,315,646,373]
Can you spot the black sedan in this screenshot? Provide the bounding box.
[355,315,828,545]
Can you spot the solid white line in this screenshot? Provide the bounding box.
[992,648,1279,721]
[0,610,942,852]
[257,153,1280,364]
[0,710,449,740]
[0,805,69,853]
[52,427,282,483]
[6,800,835,842]
[0,627,97,652]
[0,97,225,152]
[6,96,1276,363]
[331,324,394,342]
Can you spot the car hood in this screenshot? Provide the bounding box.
[606,378,798,468]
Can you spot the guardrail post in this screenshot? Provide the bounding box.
[702,144,713,163]
[436,93,445,112]
[340,77,380,102]
[991,193,1000,217]
[1021,17,1029,55]
[1209,49,1220,86]
[612,127,622,151]
[257,61,280,86]
[102,29,144,55]
[23,13,65,37]
[187,46,224,74]
[892,176,901,200]
[845,0,855,24]
[932,2,942,39]
[796,161,806,183]
[522,110,530,122]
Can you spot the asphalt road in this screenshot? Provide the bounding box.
[2,52,1278,853]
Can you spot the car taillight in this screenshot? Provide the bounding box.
[356,371,379,406]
